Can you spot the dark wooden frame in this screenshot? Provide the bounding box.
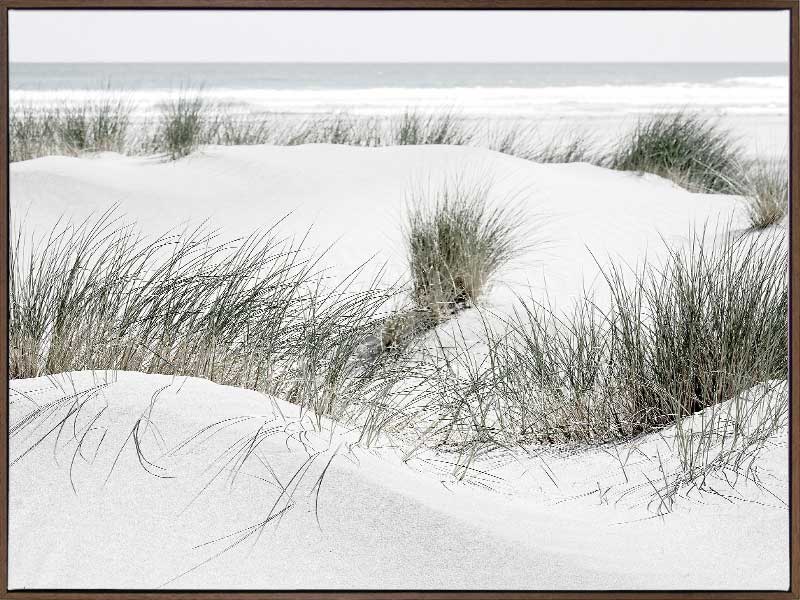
[0,2,797,599]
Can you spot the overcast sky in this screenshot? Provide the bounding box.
[9,10,790,63]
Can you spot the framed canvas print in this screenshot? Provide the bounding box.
[1,3,797,598]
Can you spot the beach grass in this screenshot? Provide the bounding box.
[11,210,304,380]
[10,106,61,162]
[404,179,526,323]
[533,130,599,164]
[10,211,389,403]
[391,110,475,146]
[487,123,599,164]
[89,97,134,153]
[12,96,775,204]
[156,93,208,159]
[203,114,276,146]
[10,98,132,161]
[285,112,384,146]
[477,226,787,448]
[608,112,744,193]
[10,97,598,166]
[603,227,787,427]
[737,158,789,229]
[404,224,787,493]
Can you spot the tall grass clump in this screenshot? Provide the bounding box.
[531,131,599,164]
[9,211,406,430]
[58,105,91,153]
[156,93,208,159]
[489,297,619,442]
[391,110,475,146]
[605,229,787,427]
[609,112,744,193]
[10,212,303,380]
[87,97,133,153]
[482,227,787,445]
[58,98,133,154]
[736,158,789,229]
[405,180,525,322]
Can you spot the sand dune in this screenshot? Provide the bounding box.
[8,145,786,590]
[11,144,749,313]
[9,371,788,589]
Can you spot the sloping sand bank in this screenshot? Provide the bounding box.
[11,144,749,311]
[10,372,787,589]
[9,145,785,589]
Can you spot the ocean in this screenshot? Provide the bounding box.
[9,62,790,156]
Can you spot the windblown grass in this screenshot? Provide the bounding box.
[489,297,617,442]
[405,179,526,322]
[10,98,132,161]
[403,225,788,492]
[10,106,61,162]
[60,98,132,154]
[604,229,787,427]
[283,112,383,147]
[664,378,787,503]
[203,114,277,146]
[9,211,406,429]
[89,97,133,152]
[484,227,787,446]
[391,110,475,146]
[608,112,744,193]
[737,158,789,229]
[487,123,599,164]
[11,211,305,380]
[10,98,594,164]
[156,93,208,159]
[533,130,599,164]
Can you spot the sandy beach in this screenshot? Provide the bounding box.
[8,144,788,589]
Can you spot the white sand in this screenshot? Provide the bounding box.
[9,372,788,589]
[11,144,750,312]
[9,145,787,590]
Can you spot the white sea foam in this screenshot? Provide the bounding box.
[719,76,789,88]
[10,79,789,119]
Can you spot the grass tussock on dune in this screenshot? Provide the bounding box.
[11,210,309,381]
[605,229,787,425]
[487,123,599,164]
[378,179,528,351]
[406,179,525,317]
[483,228,787,444]
[156,93,208,160]
[736,158,789,229]
[608,112,744,194]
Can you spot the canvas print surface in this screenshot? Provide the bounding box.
[6,9,791,590]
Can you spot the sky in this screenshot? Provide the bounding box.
[9,9,790,63]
